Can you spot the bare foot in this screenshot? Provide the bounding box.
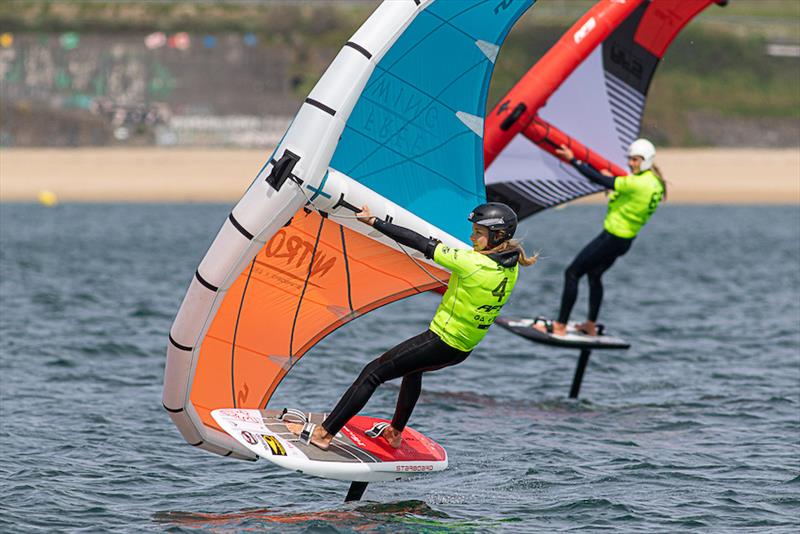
[382,425,403,449]
[574,321,597,336]
[284,422,334,450]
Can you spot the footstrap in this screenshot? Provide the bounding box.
[279,408,308,424]
[596,323,605,336]
[299,422,316,445]
[365,421,389,439]
[533,316,554,334]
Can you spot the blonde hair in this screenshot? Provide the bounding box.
[479,239,538,266]
[651,164,668,201]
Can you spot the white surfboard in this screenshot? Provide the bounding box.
[212,409,448,483]
[496,316,630,349]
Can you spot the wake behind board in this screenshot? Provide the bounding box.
[496,316,630,350]
[211,409,447,483]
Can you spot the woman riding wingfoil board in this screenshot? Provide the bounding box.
[287,202,537,449]
[534,138,666,337]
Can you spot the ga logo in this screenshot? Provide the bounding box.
[261,434,287,456]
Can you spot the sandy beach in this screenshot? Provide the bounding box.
[1,148,798,203]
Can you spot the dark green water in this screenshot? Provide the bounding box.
[1,204,798,532]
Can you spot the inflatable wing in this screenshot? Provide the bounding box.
[484,0,726,218]
[163,0,535,460]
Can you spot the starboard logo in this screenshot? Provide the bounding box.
[264,230,337,279]
[396,464,433,472]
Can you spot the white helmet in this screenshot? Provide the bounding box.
[627,138,656,171]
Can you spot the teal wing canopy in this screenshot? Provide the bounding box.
[330,0,535,243]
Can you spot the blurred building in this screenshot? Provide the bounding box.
[1,0,797,149]
[1,32,300,147]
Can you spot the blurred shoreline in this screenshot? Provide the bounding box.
[1,147,798,203]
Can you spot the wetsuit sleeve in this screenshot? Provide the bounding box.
[570,158,616,189]
[432,243,474,276]
[372,218,440,259]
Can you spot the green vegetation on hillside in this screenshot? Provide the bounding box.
[644,27,799,144]
[0,1,369,42]
[2,0,798,146]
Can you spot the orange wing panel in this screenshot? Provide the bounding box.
[190,209,448,429]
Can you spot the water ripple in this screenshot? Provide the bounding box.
[1,205,798,532]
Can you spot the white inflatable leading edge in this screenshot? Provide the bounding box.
[163,0,467,460]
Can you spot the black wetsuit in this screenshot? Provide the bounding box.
[557,160,633,324]
[322,329,471,435]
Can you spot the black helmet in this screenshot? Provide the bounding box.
[468,202,517,247]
